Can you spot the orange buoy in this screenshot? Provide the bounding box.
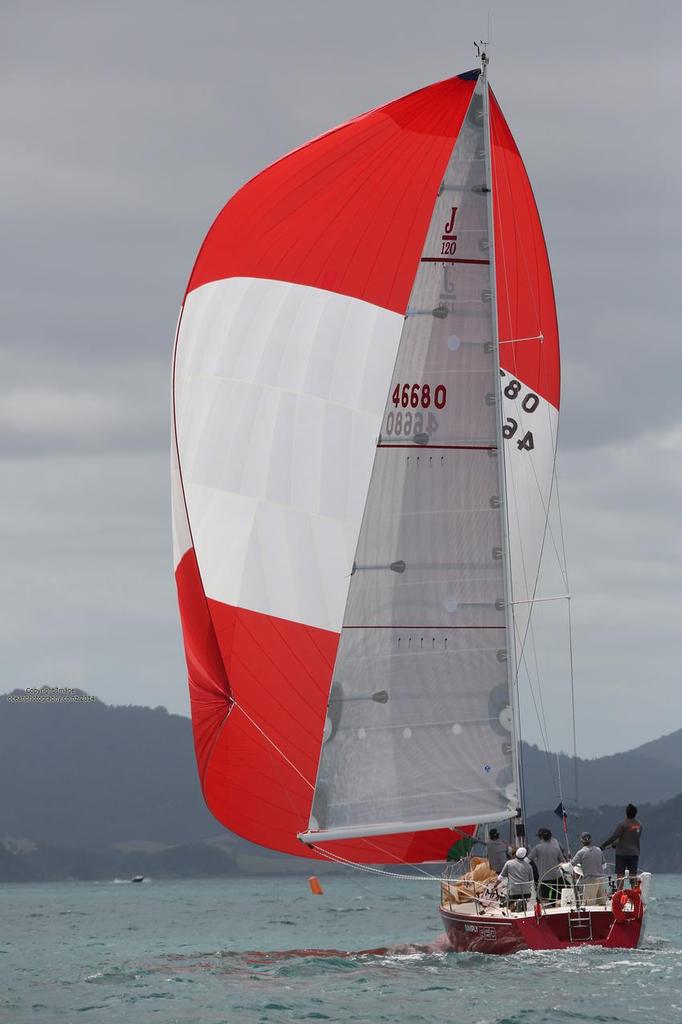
[308,875,324,895]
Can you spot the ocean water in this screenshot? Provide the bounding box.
[1,874,681,1024]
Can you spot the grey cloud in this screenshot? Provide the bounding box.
[3,0,681,757]
[0,451,187,713]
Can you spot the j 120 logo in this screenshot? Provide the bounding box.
[441,207,457,255]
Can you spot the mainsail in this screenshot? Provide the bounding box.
[172,68,559,863]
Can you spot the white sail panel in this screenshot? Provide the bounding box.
[305,80,518,840]
[173,277,403,631]
[502,387,559,654]
[171,426,192,570]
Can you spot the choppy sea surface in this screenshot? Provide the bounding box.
[2,873,681,1024]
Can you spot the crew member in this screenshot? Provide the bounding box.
[600,804,642,885]
[495,847,534,911]
[485,828,509,873]
[570,832,607,905]
[529,827,565,903]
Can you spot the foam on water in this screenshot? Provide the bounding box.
[1,876,681,1023]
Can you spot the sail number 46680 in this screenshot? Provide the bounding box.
[391,383,447,409]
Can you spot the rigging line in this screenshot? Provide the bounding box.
[528,616,550,749]
[526,613,558,793]
[259,700,307,839]
[496,446,556,813]
[502,404,567,672]
[510,468,576,818]
[229,649,322,758]
[548,451,579,805]
[310,844,442,881]
[499,334,544,346]
[518,642,558,797]
[555,750,565,810]
[504,426,558,800]
[509,474,566,807]
[358,835,447,879]
[554,452,571,589]
[512,471,576,814]
[519,641,552,767]
[232,701,314,790]
[554,457,579,801]
[566,595,579,807]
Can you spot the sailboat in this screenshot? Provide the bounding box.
[172,48,650,953]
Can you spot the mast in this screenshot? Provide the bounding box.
[480,45,524,828]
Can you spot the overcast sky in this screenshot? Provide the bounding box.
[3,1,681,760]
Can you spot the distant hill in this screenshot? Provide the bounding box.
[0,690,217,847]
[522,736,682,815]
[1,689,680,879]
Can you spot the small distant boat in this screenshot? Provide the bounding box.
[131,875,144,883]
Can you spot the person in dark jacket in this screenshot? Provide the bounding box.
[600,803,642,884]
[485,828,509,874]
[529,827,566,903]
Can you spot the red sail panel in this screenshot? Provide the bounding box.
[174,73,481,864]
[177,550,474,862]
[489,89,560,411]
[186,75,477,310]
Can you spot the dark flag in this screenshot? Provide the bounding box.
[554,801,571,854]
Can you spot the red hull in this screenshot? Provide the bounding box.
[440,906,644,954]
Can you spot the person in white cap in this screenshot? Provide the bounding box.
[494,847,534,910]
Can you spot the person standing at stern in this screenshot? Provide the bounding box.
[600,803,642,885]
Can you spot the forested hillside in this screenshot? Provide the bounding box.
[1,690,679,879]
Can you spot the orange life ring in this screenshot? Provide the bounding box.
[611,888,642,922]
